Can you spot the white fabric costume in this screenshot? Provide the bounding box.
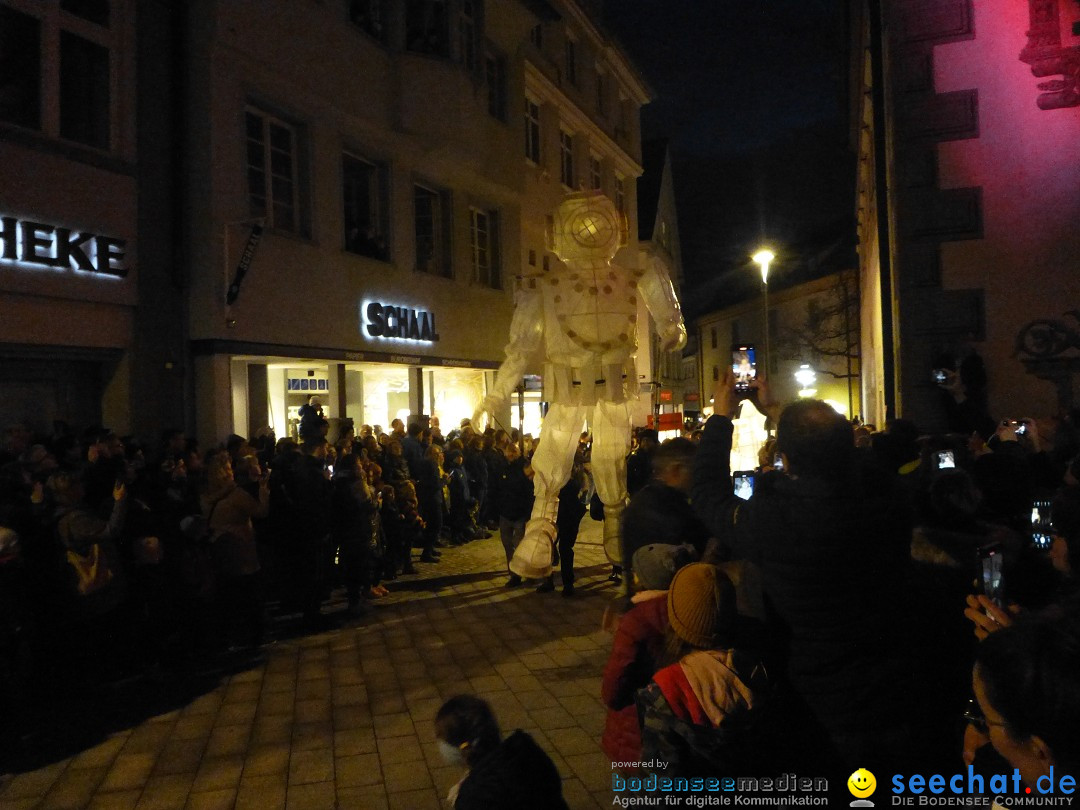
[477,191,686,578]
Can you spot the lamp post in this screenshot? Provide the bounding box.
[752,249,775,377]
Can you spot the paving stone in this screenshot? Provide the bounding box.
[184,788,236,810]
[335,752,382,788]
[288,748,335,785]
[234,774,286,810]
[284,779,335,810]
[136,773,196,810]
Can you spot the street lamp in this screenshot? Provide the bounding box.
[752,249,775,376]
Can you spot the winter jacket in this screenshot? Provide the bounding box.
[637,648,769,777]
[691,414,911,740]
[453,730,569,810]
[497,457,534,521]
[601,594,668,766]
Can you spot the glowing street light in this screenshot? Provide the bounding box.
[752,249,775,284]
[752,248,775,377]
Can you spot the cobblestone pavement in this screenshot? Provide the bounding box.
[0,520,620,809]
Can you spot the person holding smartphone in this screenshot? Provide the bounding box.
[691,368,913,774]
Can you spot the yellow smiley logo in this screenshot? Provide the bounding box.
[848,768,877,798]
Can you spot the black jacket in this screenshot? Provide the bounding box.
[454,731,569,810]
[691,415,911,739]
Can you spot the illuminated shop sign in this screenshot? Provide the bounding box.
[362,301,440,342]
[0,215,127,277]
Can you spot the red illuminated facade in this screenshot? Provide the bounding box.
[853,0,1080,429]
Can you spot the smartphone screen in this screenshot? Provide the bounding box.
[979,546,1004,606]
[935,450,955,470]
[1031,500,1052,549]
[732,472,755,501]
[732,345,756,391]
[773,454,784,471]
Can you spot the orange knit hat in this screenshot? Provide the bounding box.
[667,563,738,648]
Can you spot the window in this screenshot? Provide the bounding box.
[485,50,506,121]
[458,0,477,70]
[470,207,500,289]
[565,36,577,86]
[524,98,541,163]
[529,24,542,50]
[61,0,110,26]
[596,70,606,115]
[406,0,448,56]
[712,366,720,382]
[559,129,574,188]
[343,153,388,261]
[0,2,115,150]
[614,174,626,216]
[711,327,717,350]
[589,154,602,190]
[246,108,300,232]
[349,0,386,42]
[0,6,41,130]
[414,184,450,278]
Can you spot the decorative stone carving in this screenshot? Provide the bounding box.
[1019,0,1080,109]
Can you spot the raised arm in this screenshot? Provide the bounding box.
[474,283,545,424]
[637,256,686,352]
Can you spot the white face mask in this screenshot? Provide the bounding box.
[438,740,467,767]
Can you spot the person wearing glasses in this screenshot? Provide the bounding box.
[966,614,1080,793]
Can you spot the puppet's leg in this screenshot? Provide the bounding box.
[509,403,584,578]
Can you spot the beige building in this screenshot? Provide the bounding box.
[853,0,1080,431]
[0,0,150,437]
[182,0,650,445]
[696,272,861,420]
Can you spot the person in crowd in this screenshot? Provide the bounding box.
[416,444,446,564]
[636,563,771,777]
[968,614,1080,790]
[601,585,669,769]
[297,395,328,442]
[445,448,476,546]
[283,438,334,630]
[463,436,490,536]
[330,453,380,616]
[692,370,912,773]
[536,455,587,596]
[626,429,658,496]
[434,694,569,810]
[482,433,507,530]
[497,441,533,587]
[201,453,268,649]
[622,437,710,599]
[401,422,427,481]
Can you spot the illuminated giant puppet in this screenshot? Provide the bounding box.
[476,191,686,577]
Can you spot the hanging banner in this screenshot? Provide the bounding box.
[226,224,263,305]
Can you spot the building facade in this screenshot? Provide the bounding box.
[0,0,144,437]
[697,272,862,421]
[853,0,1080,431]
[182,0,650,445]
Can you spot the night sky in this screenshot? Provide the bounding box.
[602,0,855,315]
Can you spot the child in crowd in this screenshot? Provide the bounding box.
[434,694,569,809]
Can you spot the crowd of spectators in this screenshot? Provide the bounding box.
[0,402,540,744]
[4,372,1080,795]
[602,371,1080,795]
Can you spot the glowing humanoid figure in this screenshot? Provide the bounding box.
[476,191,686,578]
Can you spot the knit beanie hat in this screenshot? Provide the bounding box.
[667,563,738,649]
